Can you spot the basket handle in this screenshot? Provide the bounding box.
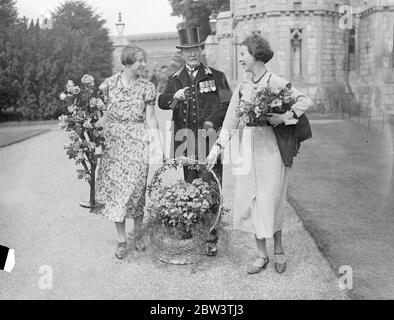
[147,157,223,233]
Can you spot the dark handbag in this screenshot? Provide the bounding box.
[273,113,312,167]
[295,114,312,143]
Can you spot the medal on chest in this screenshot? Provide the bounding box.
[199,80,217,94]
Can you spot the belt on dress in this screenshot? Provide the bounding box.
[107,117,144,125]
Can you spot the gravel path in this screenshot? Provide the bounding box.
[0,123,346,300]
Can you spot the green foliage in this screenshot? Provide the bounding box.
[0,0,113,120]
[58,74,106,184]
[0,0,18,32]
[169,0,230,41]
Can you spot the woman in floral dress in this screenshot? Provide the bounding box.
[206,35,313,274]
[95,46,164,260]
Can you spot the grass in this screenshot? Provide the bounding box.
[0,128,50,148]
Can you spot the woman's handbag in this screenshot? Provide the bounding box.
[273,113,312,167]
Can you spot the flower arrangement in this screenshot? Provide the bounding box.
[147,158,224,240]
[236,85,296,125]
[147,178,219,238]
[58,74,106,208]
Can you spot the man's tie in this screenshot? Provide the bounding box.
[187,64,201,82]
[188,68,195,82]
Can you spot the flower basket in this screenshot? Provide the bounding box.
[146,157,224,265]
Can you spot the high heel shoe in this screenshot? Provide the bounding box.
[247,256,269,275]
[274,252,287,274]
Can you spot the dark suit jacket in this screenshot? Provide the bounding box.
[158,64,232,158]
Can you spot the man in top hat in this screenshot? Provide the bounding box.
[158,26,232,256]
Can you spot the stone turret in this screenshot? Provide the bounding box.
[207,0,394,127]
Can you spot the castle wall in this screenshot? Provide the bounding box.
[210,0,394,122]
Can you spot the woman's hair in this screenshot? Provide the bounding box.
[241,34,274,64]
[121,45,147,66]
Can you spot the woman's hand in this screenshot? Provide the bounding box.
[162,152,168,163]
[266,113,286,127]
[206,144,221,170]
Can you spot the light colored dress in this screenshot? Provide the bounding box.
[94,72,156,222]
[216,72,312,239]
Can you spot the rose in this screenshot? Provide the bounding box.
[72,86,81,95]
[60,93,67,101]
[58,115,68,122]
[271,99,283,108]
[72,141,81,151]
[254,106,262,117]
[89,98,97,108]
[66,80,75,93]
[64,142,72,150]
[58,115,68,130]
[81,74,95,86]
[69,131,79,141]
[83,121,93,129]
[76,151,85,161]
[96,98,105,110]
[242,115,250,124]
[68,105,77,113]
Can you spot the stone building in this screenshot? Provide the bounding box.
[111,32,179,74]
[205,0,394,125]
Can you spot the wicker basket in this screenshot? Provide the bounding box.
[147,157,223,265]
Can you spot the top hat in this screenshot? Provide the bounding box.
[176,27,205,49]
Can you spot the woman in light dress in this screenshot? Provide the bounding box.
[95,46,164,260]
[207,34,313,274]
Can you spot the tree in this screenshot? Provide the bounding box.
[0,0,18,33]
[0,0,114,120]
[0,0,20,117]
[53,1,113,86]
[169,0,230,41]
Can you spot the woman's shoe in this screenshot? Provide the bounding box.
[134,236,146,252]
[115,242,128,260]
[247,256,269,275]
[274,252,287,274]
[206,241,218,257]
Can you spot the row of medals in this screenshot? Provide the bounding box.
[199,80,216,94]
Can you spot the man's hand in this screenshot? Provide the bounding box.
[173,87,190,101]
[202,121,216,138]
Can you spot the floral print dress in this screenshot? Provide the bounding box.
[94,72,156,222]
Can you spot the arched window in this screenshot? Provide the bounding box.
[348,28,356,71]
[290,28,303,77]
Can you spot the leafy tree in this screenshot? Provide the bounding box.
[169,0,230,40]
[0,0,20,116]
[53,1,113,87]
[0,0,18,34]
[0,0,113,120]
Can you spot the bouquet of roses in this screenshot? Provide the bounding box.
[147,178,220,238]
[58,74,106,208]
[236,85,296,125]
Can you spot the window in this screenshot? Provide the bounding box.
[392,25,394,68]
[290,29,303,77]
[348,28,356,71]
